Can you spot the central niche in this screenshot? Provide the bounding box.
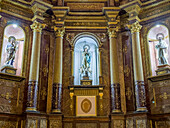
[74,36,99,85]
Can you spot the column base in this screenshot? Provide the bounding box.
[136,107,148,112]
[26,107,39,113]
[52,109,61,113]
[112,109,122,113]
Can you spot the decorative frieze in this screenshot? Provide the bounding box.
[67,3,104,11]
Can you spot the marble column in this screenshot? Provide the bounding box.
[108,28,121,113]
[26,21,45,112]
[130,21,147,112]
[52,27,65,113]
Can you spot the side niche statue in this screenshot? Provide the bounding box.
[5,36,18,66]
[155,33,168,65]
[80,44,92,78]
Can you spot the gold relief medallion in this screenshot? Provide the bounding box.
[81,98,92,113]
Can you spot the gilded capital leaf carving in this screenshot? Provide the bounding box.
[54,27,65,37]
[30,21,46,32]
[108,28,117,38]
[129,21,142,33]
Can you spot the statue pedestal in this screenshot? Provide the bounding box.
[1,65,17,75]
[81,76,92,86]
[155,64,170,75]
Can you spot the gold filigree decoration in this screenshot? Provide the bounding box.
[96,33,106,41]
[72,22,99,26]
[159,92,170,100]
[54,27,65,37]
[126,87,132,100]
[42,65,48,77]
[68,3,104,10]
[0,121,16,128]
[1,93,14,100]
[30,20,46,32]
[44,45,49,54]
[114,120,124,128]
[124,65,130,77]
[66,33,75,45]
[108,27,119,38]
[50,120,61,128]
[81,98,92,113]
[41,87,47,100]
[123,45,128,54]
[129,21,142,33]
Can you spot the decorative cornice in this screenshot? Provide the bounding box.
[120,0,142,10]
[128,21,142,33]
[30,20,46,32]
[54,27,65,38]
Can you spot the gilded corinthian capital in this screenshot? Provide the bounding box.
[108,28,117,38]
[129,21,142,33]
[54,27,65,38]
[30,21,46,32]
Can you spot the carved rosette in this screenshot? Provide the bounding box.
[108,28,117,38]
[52,83,62,113]
[54,27,65,38]
[111,83,121,113]
[26,81,38,111]
[30,20,46,33]
[135,81,147,111]
[130,21,142,33]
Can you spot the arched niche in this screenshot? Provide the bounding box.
[0,24,25,76]
[147,25,170,76]
[73,33,101,85]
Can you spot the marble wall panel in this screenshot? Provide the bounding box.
[0,79,25,114]
[38,32,51,112]
[121,31,136,112]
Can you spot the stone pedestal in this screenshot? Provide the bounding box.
[81,76,92,85]
[1,65,17,75]
[156,65,170,75]
[80,79,92,86]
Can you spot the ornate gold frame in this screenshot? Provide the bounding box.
[76,96,97,117]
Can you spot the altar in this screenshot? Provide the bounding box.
[68,85,104,117]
